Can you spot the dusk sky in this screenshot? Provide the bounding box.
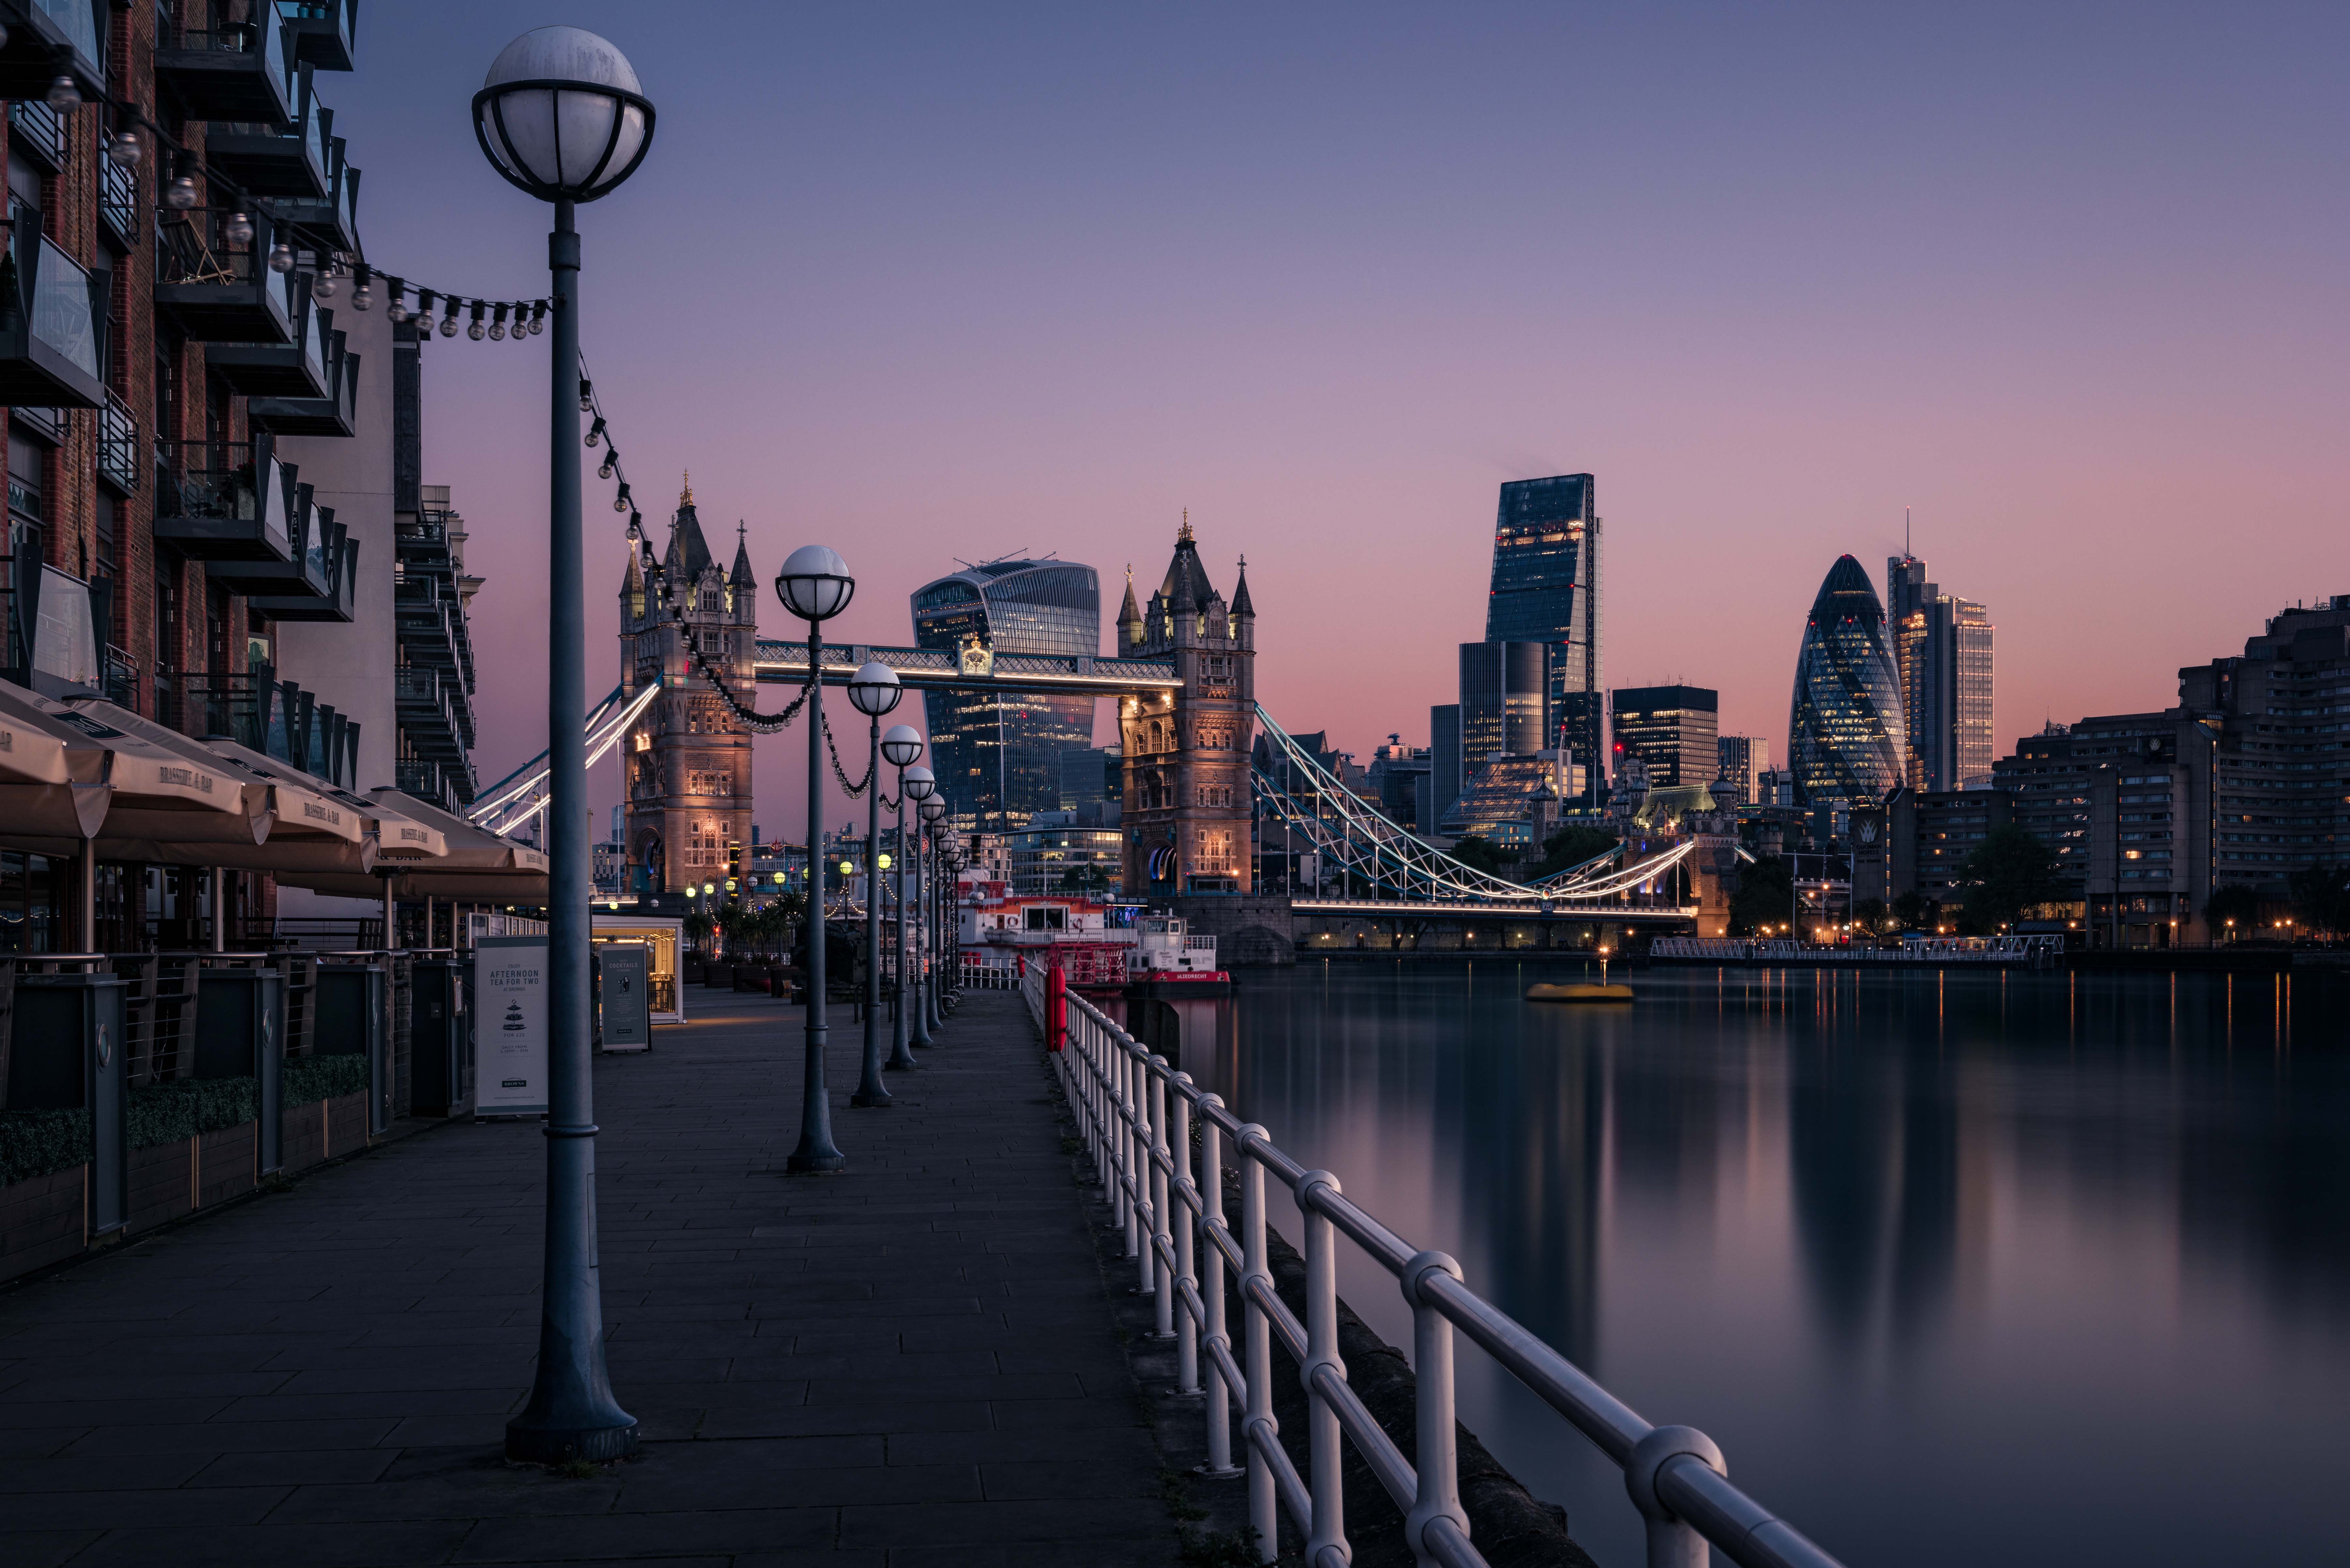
[329,2,2348,833]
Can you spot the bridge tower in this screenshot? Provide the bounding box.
[618,477,757,899]
[1117,516,1255,897]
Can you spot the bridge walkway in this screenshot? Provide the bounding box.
[0,992,1179,1568]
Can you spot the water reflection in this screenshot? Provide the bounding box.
[1225,958,2350,1568]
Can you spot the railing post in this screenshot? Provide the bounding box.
[1169,1074,1201,1390]
[1402,1250,1469,1568]
[1297,1171,1350,1568]
[1626,1424,1725,1568]
[1198,1097,1240,1476]
[1239,1127,1279,1563]
[1124,1049,1145,1268]
[1147,1058,1176,1339]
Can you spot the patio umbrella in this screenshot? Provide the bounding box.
[278,789,548,903]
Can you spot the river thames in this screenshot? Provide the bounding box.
[1221,957,2347,1568]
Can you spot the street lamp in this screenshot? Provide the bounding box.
[473,25,653,1467]
[776,543,855,1174]
[903,770,938,1047]
[882,739,927,1070]
[846,662,902,1109]
[919,799,947,1035]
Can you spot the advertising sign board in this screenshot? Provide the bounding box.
[474,936,549,1116]
[600,943,651,1051]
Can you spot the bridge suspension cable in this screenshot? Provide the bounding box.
[466,680,663,838]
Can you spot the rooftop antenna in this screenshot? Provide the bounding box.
[1905,505,1912,557]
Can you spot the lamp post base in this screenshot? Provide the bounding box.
[848,1090,896,1107]
[505,1411,639,1465]
[784,1148,849,1174]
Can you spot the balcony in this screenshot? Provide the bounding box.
[155,2,292,125]
[0,232,109,410]
[397,666,464,763]
[7,100,64,173]
[154,207,294,343]
[250,323,356,436]
[207,65,330,198]
[243,491,356,621]
[276,0,355,73]
[158,663,273,749]
[151,437,296,566]
[271,137,360,252]
[98,117,138,252]
[208,284,329,398]
[97,391,137,494]
[0,0,107,105]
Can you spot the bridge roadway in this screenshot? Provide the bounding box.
[1289,896,1700,923]
[0,991,1186,1568]
[754,640,1180,699]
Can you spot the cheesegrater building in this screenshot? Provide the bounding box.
[911,558,1101,831]
[1788,555,1907,814]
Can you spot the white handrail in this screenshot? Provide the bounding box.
[1026,962,1849,1568]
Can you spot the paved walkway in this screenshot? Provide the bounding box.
[0,991,1181,1568]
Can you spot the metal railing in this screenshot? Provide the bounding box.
[1027,965,1848,1568]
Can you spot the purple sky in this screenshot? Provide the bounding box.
[330,3,2349,835]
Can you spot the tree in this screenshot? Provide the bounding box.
[682,909,714,955]
[1529,824,1620,881]
[1446,834,1513,876]
[1852,897,1888,938]
[1890,891,1931,933]
[2204,884,2261,941]
[1058,862,1112,896]
[2289,864,2350,940]
[1953,825,2066,933]
[1729,854,1794,936]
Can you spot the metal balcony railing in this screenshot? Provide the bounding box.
[1030,971,1849,1568]
[8,99,64,170]
[158,663,273,749]
[103,643,138,710]
[97,391,137,493]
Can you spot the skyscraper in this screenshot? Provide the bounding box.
[1789,556,1907,813]
[1458,642,1547,762]
[1609,685,1719,788]
[1887,552,1996,790]
[911,557,1101,831]
[1716,735,1770,804]
[1486,475,1602,775]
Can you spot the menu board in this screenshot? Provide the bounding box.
[474,936,549,1116]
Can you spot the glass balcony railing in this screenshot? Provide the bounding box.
[33,0,101,66]
[28,235,101,381]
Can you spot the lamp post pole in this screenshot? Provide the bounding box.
[848,665,902,1107]
[884,744,927,1071]
[473,25,654,1466]
[792,615,844,1170]
[906,778,937,1048]
[917,802,946,1036]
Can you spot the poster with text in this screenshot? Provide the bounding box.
[475,936,549,1116]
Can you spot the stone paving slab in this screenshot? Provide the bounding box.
[0,992,1182,1566]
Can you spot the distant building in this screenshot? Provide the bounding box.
[1851,787,2015,910]
[1059,745,1121,816]
[1459,641,1547,763]
[1427,703,1463,830]
[1888,553,1996,790]
[1990,713,2179,899]
[1439,751,1587,847]
[1717,735,1771,804]
[1788,556,1907,814]
[912,557,1101,832]
[1610,685,1718,789]
[1366,736,1432,829]
[1485,475,1603,772]
[1007,820,1124,897]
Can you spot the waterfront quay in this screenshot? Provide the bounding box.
[0,993,1180,1568]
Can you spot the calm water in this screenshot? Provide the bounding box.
[1220,958,2350,1568]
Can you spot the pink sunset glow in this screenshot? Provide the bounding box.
[324,2,2348,830]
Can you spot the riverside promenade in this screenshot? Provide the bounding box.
[0,992,1179,1568]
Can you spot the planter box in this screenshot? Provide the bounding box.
[282,1100,328,1174]
[196,1121,257,1208]
[0,1165,86,1280]
[325,1093,366,1156]
[701,963,735,989]
[128,1139,195,1234]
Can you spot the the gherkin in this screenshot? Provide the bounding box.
[1788,555,1906,811]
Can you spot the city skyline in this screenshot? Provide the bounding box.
[314,2,2350,833]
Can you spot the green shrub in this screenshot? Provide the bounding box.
[283,1054,368,1107]
[193,1076,258,1132]
[128,1084,199,1151]
[0,1107,92,1187]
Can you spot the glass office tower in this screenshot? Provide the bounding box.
[1458,642,1547,763]
[1486,475,1602,776]
[1789,555,1907,812]
[1609,684,1719,788]
[911,558,1100,831]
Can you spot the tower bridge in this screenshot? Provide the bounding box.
[476,502,1725,941]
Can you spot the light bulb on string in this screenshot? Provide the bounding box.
[529,304,545,336]
[613,483,632,514]
[386,285,409,324]
[599,451,616,480]
[44,75,80,112]
[625,514,642,545]
[466,301,485,340]
[267,241,295,273]
[164,174,197,210]
[578,378,593,412]
[487,303,507,340]
[440,306,459,338]
[350,267,373,311]
[313,266,338,300]
[585,417,606,449]
[107,131,140,167]
[223,212,253,246]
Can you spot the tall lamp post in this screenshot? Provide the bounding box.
[883,742,927,1070]
[918,799,947,1035]
[904,773,938,1046]
[776,545,855,1173]
[847,662,902,1107]
[472,25,654,1466]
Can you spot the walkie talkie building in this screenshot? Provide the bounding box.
[911,559,1101,831]
[1788,555,1907,812]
